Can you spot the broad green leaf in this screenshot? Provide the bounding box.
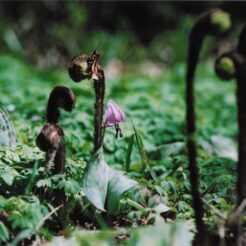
[107,168,137,214]
[63,180,81,195]
[82,148,109,211]
[82,147,137,213]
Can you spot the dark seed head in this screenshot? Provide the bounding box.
[50,86,76,112]
[68,55,90,82]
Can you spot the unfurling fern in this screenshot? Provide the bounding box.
[0,108,16,148]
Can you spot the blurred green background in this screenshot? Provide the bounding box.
[1,1,246,69]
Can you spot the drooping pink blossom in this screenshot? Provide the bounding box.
[105,100,125,127]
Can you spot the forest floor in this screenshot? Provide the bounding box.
[0,55,238,245]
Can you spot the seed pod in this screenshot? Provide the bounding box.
[68,55,90,82]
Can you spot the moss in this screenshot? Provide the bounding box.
[210,11,231,33]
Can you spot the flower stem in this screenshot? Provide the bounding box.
[93,69,105,152]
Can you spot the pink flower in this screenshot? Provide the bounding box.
[105,100,125,138]
[105,100,125,127]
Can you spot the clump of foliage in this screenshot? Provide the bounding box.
[0,50,238,245]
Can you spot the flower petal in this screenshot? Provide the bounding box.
[105,100,125,127]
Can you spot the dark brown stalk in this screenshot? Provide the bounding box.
[186,35,206,241]
[36,86,76,206]
[68,50,105,153]
[215,37,246,206]
[215,27,246,244]
[186,9,231,244]
[53,136,66,206]
[54,136,65,174]
[93,69,105,152]
[186,15,210,242]
[236,71,246,205]
[236,26,246,205]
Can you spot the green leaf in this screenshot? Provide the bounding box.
[107,168,137,214]
[63,180,81,195]
[0,166,19,186]
[0,222,9,242]
[25,160,39,195]
[82,148,109,211]
[82,147,137,213]
[153,203,170,214]
[122,198,145,211]
[125,134,135,172]
[132,124,148,172]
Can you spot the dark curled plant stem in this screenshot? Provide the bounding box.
[36,86,76,206]
[68,50,105,153]
[186,9,231,243]
[46,86,76,124]
[215,25,246,245]
[235,26,246,206]
[186,25,204,235]
[215,27,246,205]
[236,63,246,206]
